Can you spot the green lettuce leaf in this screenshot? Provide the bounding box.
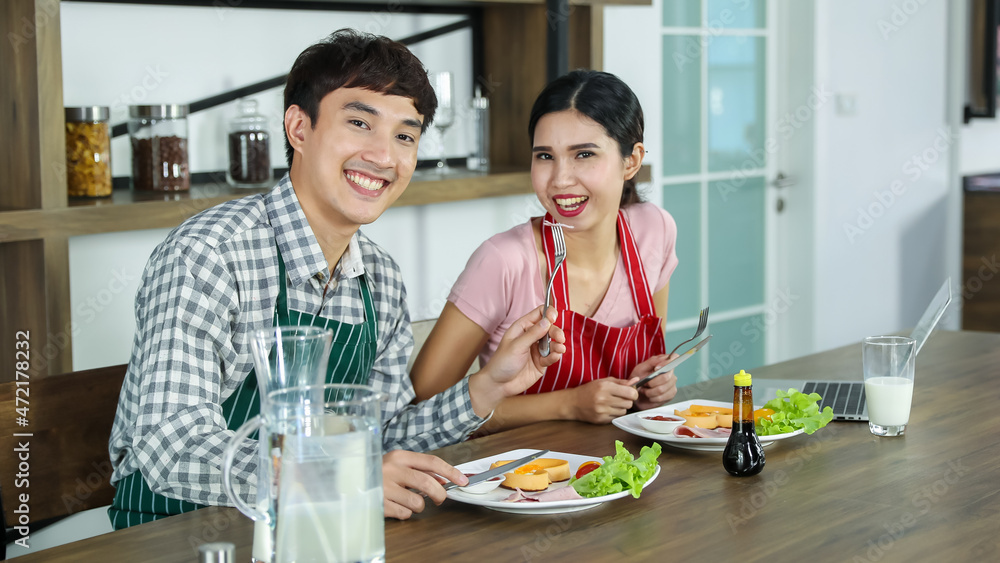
[569,441,661,498]
[756,388,834,436]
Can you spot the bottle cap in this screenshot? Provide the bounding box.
[734,369,752,386]
[129,104,189,119]
[65,106,110,122]
[198,542,235,563]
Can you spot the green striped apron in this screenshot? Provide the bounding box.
[109,248,378,530]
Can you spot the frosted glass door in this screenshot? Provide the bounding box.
[660,0,773,387]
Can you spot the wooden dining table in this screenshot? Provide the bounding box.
[16,330,1000,562]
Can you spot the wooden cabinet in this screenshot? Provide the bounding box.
[0,0,649,379]
[962,190,1000,330]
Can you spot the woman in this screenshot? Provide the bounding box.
[411,70,679,432]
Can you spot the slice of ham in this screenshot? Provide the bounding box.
[530,487,583,502]
[673,425,732,439]
[503,488,539,502]
[503,486,584,503]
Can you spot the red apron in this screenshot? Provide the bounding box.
[525,211,666,394]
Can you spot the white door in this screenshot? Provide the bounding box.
[658,0,805,386]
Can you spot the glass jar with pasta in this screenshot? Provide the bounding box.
[64,106,112,198]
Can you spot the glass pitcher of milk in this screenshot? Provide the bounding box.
[245,326,333,562]
[224,383,386,563]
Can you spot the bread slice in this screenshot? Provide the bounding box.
[490,458,571,490]
[497,467,550,491]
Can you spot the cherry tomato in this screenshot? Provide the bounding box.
[575,461,601,479]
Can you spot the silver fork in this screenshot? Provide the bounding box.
[538,222,567,357]
[668,306,709,356]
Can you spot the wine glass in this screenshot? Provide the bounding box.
[430,71,455,174]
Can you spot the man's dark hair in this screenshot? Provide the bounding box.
[528,70,645,207]
[283,28,437,166]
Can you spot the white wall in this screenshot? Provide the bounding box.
[66,230,170,379]
[811,0,955,351]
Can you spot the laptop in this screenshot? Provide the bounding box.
[755,278,953,421]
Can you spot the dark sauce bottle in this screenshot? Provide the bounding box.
[723,369,765,477]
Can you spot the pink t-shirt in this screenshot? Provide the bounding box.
[448,202,679,368]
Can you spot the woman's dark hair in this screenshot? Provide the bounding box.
[528,70,645,207]
[283,28,437,166]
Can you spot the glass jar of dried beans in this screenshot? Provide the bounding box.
[227,98,273,188]
[128,104,190,192]
[64,106,112,198]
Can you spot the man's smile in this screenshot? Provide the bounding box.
[345,170,390,192]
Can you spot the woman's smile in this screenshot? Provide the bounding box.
[553,195,590,217]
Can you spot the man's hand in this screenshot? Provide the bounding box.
[382,450,468,520]
[467,306,565,417]
[570,378,639,424]
[630,353,679,411]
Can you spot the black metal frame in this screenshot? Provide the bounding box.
[67,0,472,16]
[964,0,999,123]
[546,0,570,83]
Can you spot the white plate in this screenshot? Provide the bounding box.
[446,449,660,514]
[612,399,804,452]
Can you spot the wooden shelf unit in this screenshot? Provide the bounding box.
[962,190,1000,331]
[0,0,649,379]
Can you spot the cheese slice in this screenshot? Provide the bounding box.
[680,414,719,429]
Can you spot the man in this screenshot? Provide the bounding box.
[108,29,564,527]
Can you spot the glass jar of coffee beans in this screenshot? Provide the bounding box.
[227,98,273,188]
[128,104,190,192]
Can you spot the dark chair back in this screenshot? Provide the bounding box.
[0,364,127,528]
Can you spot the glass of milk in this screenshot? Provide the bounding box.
[862,336,916,436]
[223,384,387,563]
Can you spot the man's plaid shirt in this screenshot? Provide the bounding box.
[109,175,487,506]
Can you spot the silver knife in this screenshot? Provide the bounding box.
[445,449,550,491]
[633,334,713,389]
